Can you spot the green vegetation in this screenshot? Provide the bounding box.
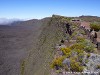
[78,53,84,62]
[70,43,84,50]
[84,46,94,52]
[21,60,25,75]
[87,53,91,58]
[51,43,85,72]
[50,56,66,69]
[80,30,86,35]
[61,47,71,57]
[90,22,100,31]
[56,70,62,73]
[50,15,98,74]
[96,64,100,69]
[85,59,89,63]
[63,65,69,71]
[76,36,85,43]
[75,37,95,53]
[70,59,83,72]
[50,21,97,73]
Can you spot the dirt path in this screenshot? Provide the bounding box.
[81,21,90,29]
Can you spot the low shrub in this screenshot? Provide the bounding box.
[90,22,100,31]
[76,37,85,43]
[96,64,100,69]
[84,46,94,52]
[85,59,89,63]
[76,49,84,54]
[80,30,86,35]
[87,53,91,58]
[50,56,66,69]
[78,53,84,63]
[63,65,69,71]
[61,47,71,57]
[70,59,84,72]
[70,43,84,50]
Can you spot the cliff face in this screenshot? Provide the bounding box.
[23,16,67,75]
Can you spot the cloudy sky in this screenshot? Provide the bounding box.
[0,0,100,19]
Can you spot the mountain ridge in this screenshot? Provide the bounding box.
[0,15,100,75]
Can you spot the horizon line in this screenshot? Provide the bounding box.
[0,14,100,20]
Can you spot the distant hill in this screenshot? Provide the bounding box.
[79,15,100,22]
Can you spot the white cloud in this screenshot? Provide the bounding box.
[0,18,21,25]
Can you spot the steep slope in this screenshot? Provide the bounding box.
[23,15,67,75]
[0,15,68,75]
[0,19,44,75]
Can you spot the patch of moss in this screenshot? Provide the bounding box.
[21,60,25,75]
